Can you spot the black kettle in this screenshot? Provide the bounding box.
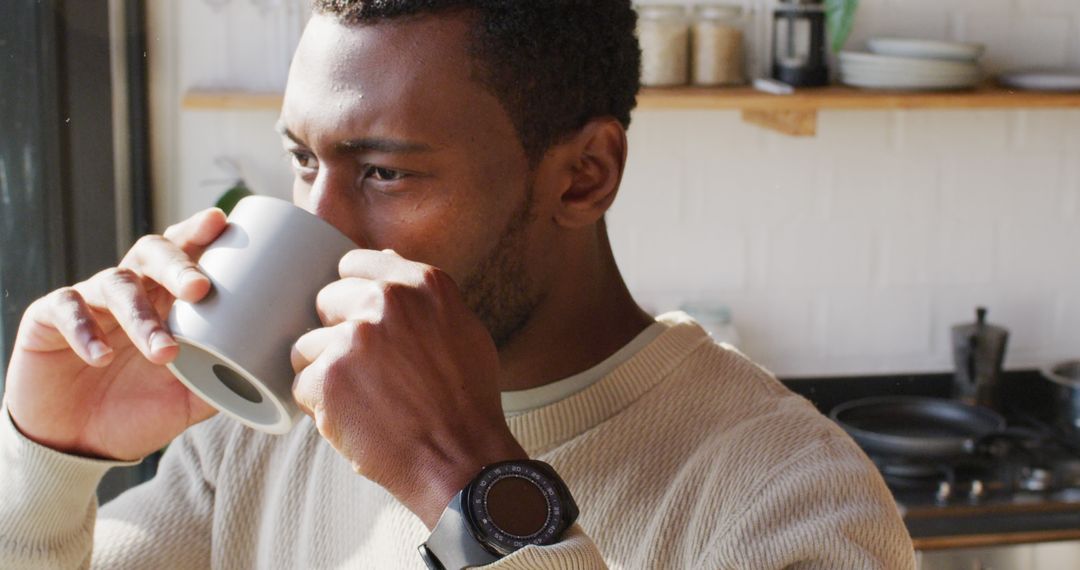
[951,307,1009,410]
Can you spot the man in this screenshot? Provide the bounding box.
[0,1,915,568]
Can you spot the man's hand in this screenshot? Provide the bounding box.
[290,249,528,529]
[5,208,227,461]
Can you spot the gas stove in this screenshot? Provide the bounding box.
[782,371,1080,549]
[879,420,1080,504]
[881,414,1080,544]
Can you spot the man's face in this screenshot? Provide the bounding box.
[279,12,543,345]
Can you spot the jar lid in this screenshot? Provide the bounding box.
[694,4,743,19]
[637,4,687,18]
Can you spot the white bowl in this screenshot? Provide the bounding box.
[840,51,979,74]
[841,62,982,81]
[840,72,981,90]
[866,38,985,62]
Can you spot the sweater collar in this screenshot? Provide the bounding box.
[505,311,711,456]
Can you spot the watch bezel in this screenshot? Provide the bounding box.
[461,460,575,556]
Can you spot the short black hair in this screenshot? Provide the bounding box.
[311,0,641,163]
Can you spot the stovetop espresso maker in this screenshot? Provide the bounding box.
[951,306,1009,411]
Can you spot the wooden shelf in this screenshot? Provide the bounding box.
[638,84,1080,111]
[182,84,1080,136]
[640,84,1080,136]
[182,90,284,111]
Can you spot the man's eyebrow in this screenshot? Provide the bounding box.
[338,137,434,154]
[274,121,434,154]
[275,120,300,143]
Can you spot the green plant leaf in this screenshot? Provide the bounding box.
[215,180,254,215]
[825,0,859,53]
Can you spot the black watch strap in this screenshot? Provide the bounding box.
[418,491,500,570]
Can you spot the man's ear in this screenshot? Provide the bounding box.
[550,117,627,229]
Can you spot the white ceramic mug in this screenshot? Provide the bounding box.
[166,196,356,434]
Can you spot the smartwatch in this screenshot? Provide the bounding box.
[418,459,579,570]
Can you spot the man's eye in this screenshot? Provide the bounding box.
[364,165,406,182]
[290,151,319,171]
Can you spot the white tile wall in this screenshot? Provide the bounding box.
[962,13,1073,71]
[180,0,309,93]
[606,0,1080,377]
[174,112,294,220]
[618,102,1080,376]
[157,0,1080,378]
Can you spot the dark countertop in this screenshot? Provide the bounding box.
[780,370,1080,550]
[780,369,1049,417]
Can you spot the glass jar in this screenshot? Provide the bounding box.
[691,4,747,86]
[638,5,690,87]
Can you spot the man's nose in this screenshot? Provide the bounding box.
[304,170,364,246]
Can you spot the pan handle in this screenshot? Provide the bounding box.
[969,427,1047,459]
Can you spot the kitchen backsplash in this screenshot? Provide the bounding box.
[613,108,1080,376]
[151,0,1080,378]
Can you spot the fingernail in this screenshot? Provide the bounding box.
[88,340,113,361]
[150,331,178,354]
[180,268,204,287]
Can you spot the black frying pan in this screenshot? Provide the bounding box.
[829,396,1007,460]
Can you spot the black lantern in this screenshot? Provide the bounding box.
[771,0,829,87]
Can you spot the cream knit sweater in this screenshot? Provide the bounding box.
[0,312,916,569]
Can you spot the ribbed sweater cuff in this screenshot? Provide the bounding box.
[481,525,606,569]
[0,402,138,541]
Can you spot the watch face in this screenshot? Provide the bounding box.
[486,475,548,536]
[465,462,565,554]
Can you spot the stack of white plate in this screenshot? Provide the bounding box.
[839,38,985,91]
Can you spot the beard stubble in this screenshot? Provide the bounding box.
[458,181,542,348]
